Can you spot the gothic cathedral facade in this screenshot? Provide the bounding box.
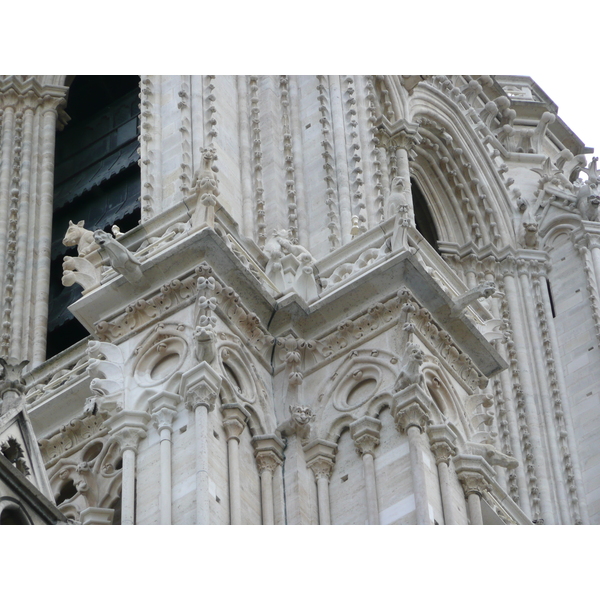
[0,75,598,525]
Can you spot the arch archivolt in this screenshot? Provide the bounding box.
[378,81,517,249]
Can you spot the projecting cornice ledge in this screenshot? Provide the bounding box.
[270,249,507,379]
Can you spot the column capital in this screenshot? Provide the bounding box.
[304,439,337,481]
[149,391,180,433]
[392,384,431,434]
[350,416,382,457]
[106,410,150,453]
[180,361,222,412]
[184,382,218,413]
[427,424,458,465]
[374,116,422,151]
[253,434,285,474]
[453,454,495,498]
[221,403,250,442]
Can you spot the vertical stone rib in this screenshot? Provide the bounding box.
[328,75,352,245]
[237,76,254,239]
[10,107,34,358]
[32,104,59,366]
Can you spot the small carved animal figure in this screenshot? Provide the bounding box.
[62,220,99,257]
[523,223,538,249]
[465,441,519,469]
[577,191,600,222]
[393,343,425,391]
[276,405,315,442]
[93,230,144,284]
[387,176,411,219]
[191,147,220,197]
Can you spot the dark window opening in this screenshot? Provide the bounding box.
[47,76,140,359]
[411,178,440,254]
[0,507,30,525]
[55,479,78,505]
[546,279,556,318]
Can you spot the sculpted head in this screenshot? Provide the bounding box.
[62,220,86,246]
[289,404,314,425]
[93,230,112,245]
[391,176,406,192]
[407,343,424,365]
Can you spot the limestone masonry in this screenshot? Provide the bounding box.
[0,75,598,525]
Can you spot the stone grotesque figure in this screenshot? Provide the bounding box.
[388,176,413,252]
[264,229,318,302]
[190,147,220,229]
[450,281,496,317]
[576,157,600,222]
[62,220,100,257]
[393,333,426,391]
[93,230,144,285]
[276,405,315,443]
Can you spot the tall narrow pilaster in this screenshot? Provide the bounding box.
[350,416,382,525]
[149,391,180,525]
[392,384,432,525]
[428,424,458,525]
[304,439,337,525]
[106,411,150,526]
[253,435,285,525]
[222,403,250,525]
[180,361,222,525]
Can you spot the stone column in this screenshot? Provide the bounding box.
[106,411,150,526]
[304,440,337,525]
[149,392,180,525]
[253,434,285,525]
[32,97,64,365]
[428,424,458,525]
[392,384,431,525]
[180,361,222,525]
[350,416,382,525]
[222,403,250,525]
[454,455,495,526]
[501,257,555,523]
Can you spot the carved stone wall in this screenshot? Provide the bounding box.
[3,75,598,525]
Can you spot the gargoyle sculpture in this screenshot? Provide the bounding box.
[264,229,318,302]
[275,405,315,444]
[450,281,496,317]
[93,230,144,285]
